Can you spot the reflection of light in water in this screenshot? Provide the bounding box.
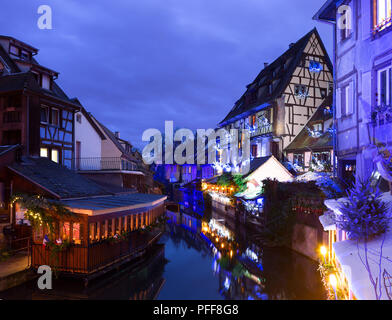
[224,277,230,290]
[208,219,232,239]
[245,248,259,263]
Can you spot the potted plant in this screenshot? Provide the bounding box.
[374,145,392,194]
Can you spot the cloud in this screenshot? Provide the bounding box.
[1,0,332,148]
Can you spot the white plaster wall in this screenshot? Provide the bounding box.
[74,112,102,159]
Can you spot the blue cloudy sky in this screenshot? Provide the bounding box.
[1,0,332,149]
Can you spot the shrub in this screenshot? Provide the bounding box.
[336,179,390,241]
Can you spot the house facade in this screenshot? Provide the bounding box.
[74,109,155,192]
[219,29,333,167]
[0,36,80,168]
[315,0,392,183]
[285,94,334,172]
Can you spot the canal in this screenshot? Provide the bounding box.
[0,209,326,300]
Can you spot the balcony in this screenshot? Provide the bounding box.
[371,104,392,127]
[74,157,142,173]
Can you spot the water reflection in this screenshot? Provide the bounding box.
[160,209,326,300]
[0,208,326,300]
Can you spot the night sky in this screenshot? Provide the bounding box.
[1,0,332,149]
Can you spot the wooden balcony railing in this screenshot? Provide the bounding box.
[31,231,162,274]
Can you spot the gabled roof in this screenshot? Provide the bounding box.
[313,0,337,22]
[0,44,20,73]
[0,71,79,107]
[77,107,106,140]
[285,94,333,152]
[8,157,109,199]
[93,117,137,162]
[220,28,332,126]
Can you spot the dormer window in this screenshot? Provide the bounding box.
[9,45,19,56]
[20,50,30,61]
[41,74,51,90]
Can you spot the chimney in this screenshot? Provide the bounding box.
[115,131,120,138]
[264,62,269,68]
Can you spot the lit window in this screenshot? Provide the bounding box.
[40,148,48,158]
[62,222,70,240]
[51,149,59,163]
[375,0,392,32]
[51,108,59,126]
[40,106,49,123]
[72,223,81,245]
[339,2,352,41]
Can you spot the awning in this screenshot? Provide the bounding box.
[61,193,167,216]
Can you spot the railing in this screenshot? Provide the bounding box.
[31,231,162,274]
[74,157,140,172]
[250,124,273,138]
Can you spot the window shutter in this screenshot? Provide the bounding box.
[348,81,354,115]
[336,88,342,119]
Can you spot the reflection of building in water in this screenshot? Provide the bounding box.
[1,244,167,300]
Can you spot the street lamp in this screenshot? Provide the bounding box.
[320,245,328,264]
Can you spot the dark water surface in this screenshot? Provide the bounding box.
[0,210,326,300]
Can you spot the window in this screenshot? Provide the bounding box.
[51,108,59,126]
[76,113,82,123]
[374,0,392,32]
[41,74,51,90]
[294,85,309,98]
[0,61,4,74]
[313,123,323,132]
[20,50,30,61]
[61,222,70,240]
[293,154,304,167]
[40,106,49,123]
[40,148,48,158]
[320,88,327,99]
[339,83,353,117]
[51,149,59,163]
[72,223,81,245]
[9,45,19,56]
[32,72,40,84]
[377,66,392,106]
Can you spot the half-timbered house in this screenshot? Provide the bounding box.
[219,28,333,165]
[0,35,80,167]
[285,94,334,172]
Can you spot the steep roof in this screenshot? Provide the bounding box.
[0,71,79,107]
[285,94,333,152]
[220,28,332,126]
[8,157,109,199]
